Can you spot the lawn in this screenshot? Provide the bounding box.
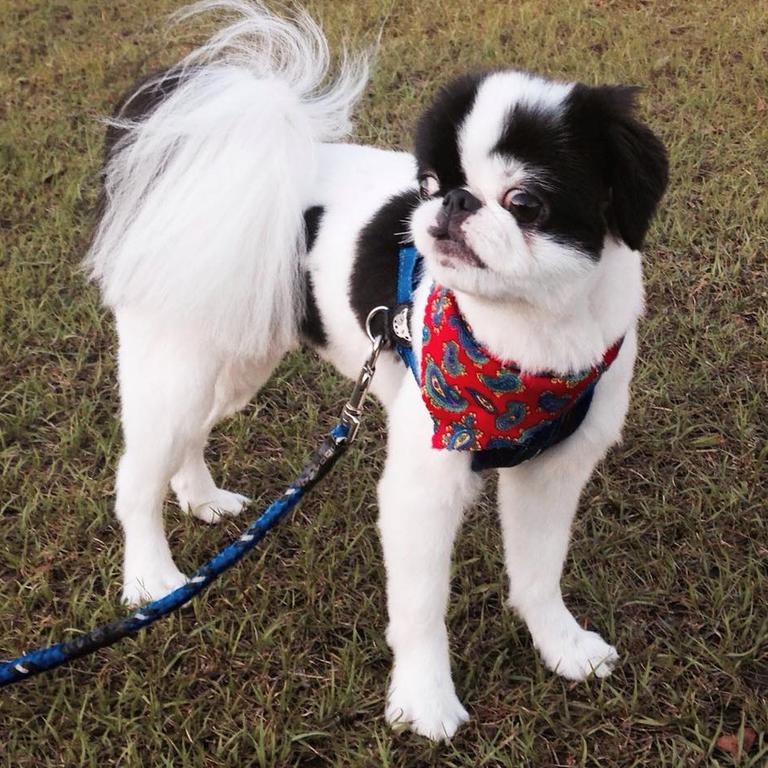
[0,0,766,765]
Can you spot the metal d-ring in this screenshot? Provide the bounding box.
[365,305,389,347]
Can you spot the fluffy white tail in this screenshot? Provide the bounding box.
[86,0,370,356]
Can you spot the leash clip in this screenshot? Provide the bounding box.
[340,306,388,442]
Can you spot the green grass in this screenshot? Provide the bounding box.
[1,0,766,765]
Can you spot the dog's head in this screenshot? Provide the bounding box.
[410,71,668,312]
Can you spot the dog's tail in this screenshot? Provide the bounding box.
[86,0,370,357]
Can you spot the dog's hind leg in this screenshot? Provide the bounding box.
[170,356,282,524]
[115,310,224,606]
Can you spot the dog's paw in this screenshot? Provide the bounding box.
[122,564,188,607]
[535,624,619,681]
[185,488,250,524]
[385,671,469,741]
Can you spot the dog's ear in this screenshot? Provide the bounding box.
[572,84,669,251]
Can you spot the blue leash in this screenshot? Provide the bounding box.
[0,317,386,688]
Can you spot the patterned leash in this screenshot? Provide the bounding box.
[0,310,387,688]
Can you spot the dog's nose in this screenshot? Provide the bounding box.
[442,188,482,217]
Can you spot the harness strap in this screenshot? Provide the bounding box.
[396,245,420,305]
[392,245,422,380]
[469,382,597,471]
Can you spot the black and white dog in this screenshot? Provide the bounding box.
[87,0,668,740]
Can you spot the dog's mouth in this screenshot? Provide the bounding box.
[428,219,486,269]
[430,236,486,269]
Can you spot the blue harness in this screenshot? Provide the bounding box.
[390,246,602,472]
[392,245,422,379]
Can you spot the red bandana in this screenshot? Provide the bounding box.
[420,286,622,453]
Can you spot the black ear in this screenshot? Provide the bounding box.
[573,85,669,251]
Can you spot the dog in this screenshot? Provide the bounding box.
[86,0,668,740]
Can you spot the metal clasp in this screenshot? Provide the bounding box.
[340,306,388,442]
[391,304,412,345]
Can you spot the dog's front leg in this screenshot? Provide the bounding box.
[497,442,620,682]
[496,336,637,682]
[377,380,481,741]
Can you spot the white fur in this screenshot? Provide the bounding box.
[378,371,481,740]
[86,0,368,359]
[459,71,573,176]
[91,1,649,742]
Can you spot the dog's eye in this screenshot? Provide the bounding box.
[419,173,440,200]
[503,189,544,225]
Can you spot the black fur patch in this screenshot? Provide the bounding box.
[413,73,486,193]
[300,206,327,347]
[566,85,668,251]
[89,69,185,257]
[349,190,421,336]
[493,84,668,255]
[104,68,184,159]
[493,100,609,258]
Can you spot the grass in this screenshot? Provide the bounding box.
[1,0,766,764]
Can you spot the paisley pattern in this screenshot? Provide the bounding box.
[480,371,523,393]
[430,290,451,328]
[443,341,466,377]
[466,387,497,414]
[447,311,489,364]
[422,356,468,413]
[419,284,623,453]
[495,400,527,430]
[441,413,484,450]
